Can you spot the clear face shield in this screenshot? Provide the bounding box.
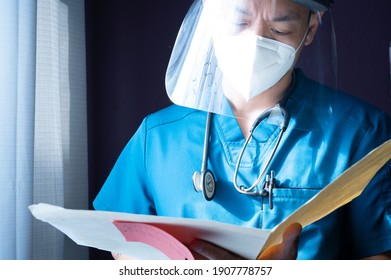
[165,0,336,127]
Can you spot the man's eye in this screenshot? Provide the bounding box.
[232,21,249,28]
[270,28,291,36]
[227,20,250,33]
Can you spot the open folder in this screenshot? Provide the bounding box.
[29,140,391,260]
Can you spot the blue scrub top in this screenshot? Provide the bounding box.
[93,69,391,259]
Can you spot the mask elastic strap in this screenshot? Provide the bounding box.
[316,11,323,25]
[292,10,313,56]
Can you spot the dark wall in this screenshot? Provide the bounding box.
[333,1,391,115]
[86,0,193,205]
[85,0,194,259]
[85,0,391,259]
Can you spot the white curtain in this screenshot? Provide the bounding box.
[0,0,88,259]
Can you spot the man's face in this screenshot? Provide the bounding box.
[216,0,314,49]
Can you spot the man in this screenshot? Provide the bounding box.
[94,0,391,259]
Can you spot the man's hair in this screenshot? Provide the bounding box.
[294,0,334,11]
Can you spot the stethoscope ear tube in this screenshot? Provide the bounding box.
[233,105,290,194]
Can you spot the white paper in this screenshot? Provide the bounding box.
[29,203,270,260]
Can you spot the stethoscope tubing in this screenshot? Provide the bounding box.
[233,128,285,195]
[194,104,290,199]
[201,112,213,173]
[233,105,290,194]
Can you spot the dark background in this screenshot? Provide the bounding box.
[85,0,391,259]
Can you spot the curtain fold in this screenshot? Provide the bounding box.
[0,0,88,260]
[0,0,36,260]
[32,0,88,260]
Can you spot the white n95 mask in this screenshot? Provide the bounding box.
[213,35,296,101]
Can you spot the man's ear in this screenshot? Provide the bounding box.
[304,11,324,46]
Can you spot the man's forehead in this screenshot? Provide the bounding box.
[231,0,305,21]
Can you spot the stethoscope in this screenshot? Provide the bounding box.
[192,103,290,202]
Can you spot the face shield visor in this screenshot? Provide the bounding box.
[165,0,337,126]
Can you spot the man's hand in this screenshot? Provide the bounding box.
[189,223,302,260]
[258,222,302,260]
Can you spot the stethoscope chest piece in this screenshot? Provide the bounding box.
[192,169,216,201]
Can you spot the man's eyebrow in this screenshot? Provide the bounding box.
[234,5,253,16]
[233,6,301,22]
[270,11,300,22]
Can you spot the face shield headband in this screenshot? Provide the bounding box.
[294,0,333,12]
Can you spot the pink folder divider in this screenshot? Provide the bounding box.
[113,220,195,260]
